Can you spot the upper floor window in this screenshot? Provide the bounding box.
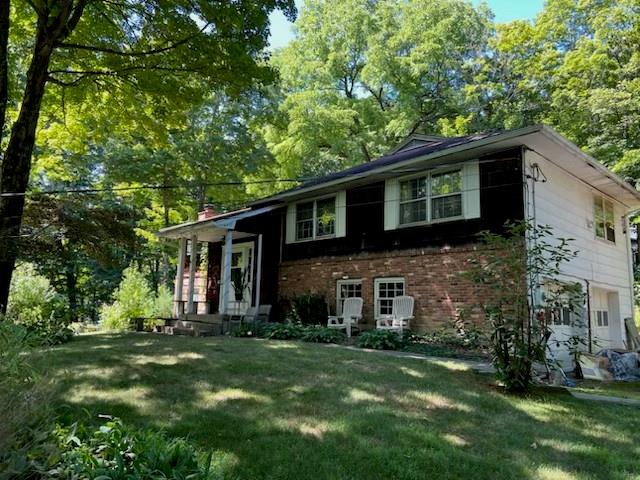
[399,170,462,225]
[295,197,336,241]
[594,196,615,243]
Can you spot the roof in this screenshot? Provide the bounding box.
[251,124,640,209]
[253,130,504,205]
[156,205,279,240]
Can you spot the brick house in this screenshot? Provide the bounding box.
[158,125,640,358]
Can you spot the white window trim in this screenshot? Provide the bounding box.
[285,191,346,244]
[336,279,362,315]
[593,195,616,244]
[397,168,464,227]
[385,160,479,231]
[374,277,405,320]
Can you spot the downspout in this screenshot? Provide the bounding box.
[624,212,638,346]
[585,279,592,353]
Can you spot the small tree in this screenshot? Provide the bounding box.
[100,266,154,331]
[466,221,584,392]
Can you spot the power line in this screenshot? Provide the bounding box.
[0,156,520,198]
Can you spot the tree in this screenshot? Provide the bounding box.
[0,0,296,313]
[259,0,492,182]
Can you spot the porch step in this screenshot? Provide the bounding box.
[179,314,224,324]
[162,319,222,337]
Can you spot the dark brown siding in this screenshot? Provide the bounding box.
[283,148,524,261]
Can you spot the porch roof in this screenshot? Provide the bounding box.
[156,205,279,242]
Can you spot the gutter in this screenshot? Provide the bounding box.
[539,126,640,206]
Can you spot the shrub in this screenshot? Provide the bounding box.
[301,325,346,343]
[262,322,305,340]
[27,417,214,479]
[357,329,405,350]
[232,324,257,337]
[100,266,154,331]
[466,221,584,392]
[287,293,328,325]
[7,263,71,344]
[0,321,54,477]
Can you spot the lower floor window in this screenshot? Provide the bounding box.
[374,277,405,318]
[595,310,609,327]
[550,307,572,326]
[336,279,362,315]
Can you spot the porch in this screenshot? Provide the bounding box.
[157,206,277,322]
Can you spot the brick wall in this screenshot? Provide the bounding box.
[278,244,516,332]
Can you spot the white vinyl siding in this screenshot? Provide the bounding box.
[384,160,480,230]
[524,149,631,353]
[285,191,346,244]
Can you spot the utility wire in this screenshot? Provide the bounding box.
[0,156,520,198]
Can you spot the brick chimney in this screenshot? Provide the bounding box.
[198,204,216,220]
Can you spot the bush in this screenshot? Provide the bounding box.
[466,221,584,392]
[232,324,257,337]
[7,263,71,344]
[100,266,154,331]
[262,322,305,340]
[0,321,54,477]
[24,417,214,479]
[287,293,328,325]
[301,325,346,343]
[357,329,405,350]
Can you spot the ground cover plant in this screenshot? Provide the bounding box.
[28,332,640,480]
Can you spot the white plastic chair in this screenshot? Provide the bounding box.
[376,296,414,335]
[328,297,363,337]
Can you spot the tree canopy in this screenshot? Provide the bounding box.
[3,0,640,322]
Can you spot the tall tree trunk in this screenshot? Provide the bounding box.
[65,261,78,323]
[0,21,55,313]
[0,0,87,313]
[0,0,9,147]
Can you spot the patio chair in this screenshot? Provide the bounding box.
[257,304,272,323]
[328,297,363,337]
[376,295,414,335]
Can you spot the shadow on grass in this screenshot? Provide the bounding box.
[35,333,640,480]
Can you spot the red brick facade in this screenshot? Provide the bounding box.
[278,244,505,332]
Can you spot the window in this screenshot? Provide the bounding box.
[594,196,615,243]
[400,177,427,224]
[374,277,405,319]
[399,169,462,225]
[316,198,336,237]
[336,279,362,315]
[295,197,336,241]
[595,310,609,327]
[550,307,572,326]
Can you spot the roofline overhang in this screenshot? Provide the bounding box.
[537,126,640,208]
[250,124,640,211]
[250,124,545,206]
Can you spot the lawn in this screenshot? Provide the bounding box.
[37,333,639,480]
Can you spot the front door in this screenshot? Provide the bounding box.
[591,288,612,350]
[220,243,253,314]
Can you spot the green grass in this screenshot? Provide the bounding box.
[36,333,640,480]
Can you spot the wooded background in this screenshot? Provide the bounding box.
[1,0,638,323]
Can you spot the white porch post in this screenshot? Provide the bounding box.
[173,237,187,317]
[221,229,233,314]
[254,234,263,307]
[187,235,198,314]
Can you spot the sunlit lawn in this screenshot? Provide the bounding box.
[38,333,640,480]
